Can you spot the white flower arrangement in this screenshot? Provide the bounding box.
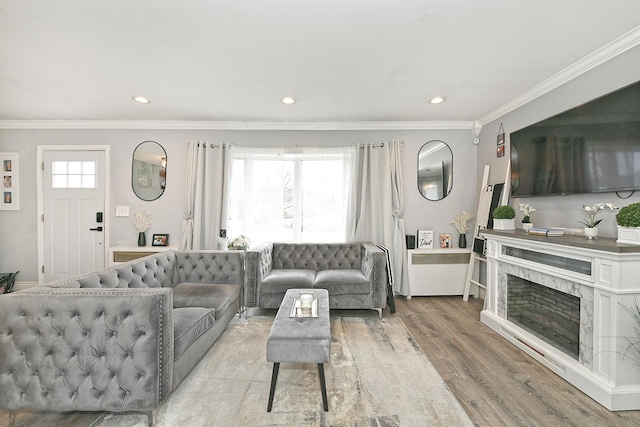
[134,210,153,232]
[579,202,618,228]
[450,211,473,234]
[228,234,251,250]
[517,203,536,223]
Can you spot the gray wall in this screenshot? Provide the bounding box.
[477,44,640,238]
[0,128,477,282]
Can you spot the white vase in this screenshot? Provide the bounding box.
[493,219,515,230]
[584,227,599,240]
[522,223,533,232]
[616,225,640,245]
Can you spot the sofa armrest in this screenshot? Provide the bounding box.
[361,242,387,309]
[0,287,173,413]
[245,243,274,307]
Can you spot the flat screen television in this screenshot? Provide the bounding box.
[510,80,640,197]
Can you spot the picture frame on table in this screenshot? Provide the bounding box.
[416,229,434,249]
[439,233,452,248]
[152,234,169,246]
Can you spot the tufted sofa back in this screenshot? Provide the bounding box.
[174,251,244,286]
[271,243,362,270]
[45,251,177,289]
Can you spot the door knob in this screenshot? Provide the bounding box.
[89,226,103,232]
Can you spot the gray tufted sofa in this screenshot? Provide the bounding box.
[0,250,243,426]
[245,242,387,317]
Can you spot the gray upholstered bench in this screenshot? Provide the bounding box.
[266,288,330,412]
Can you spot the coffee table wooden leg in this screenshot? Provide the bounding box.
[267,363,280,412]
[317,363,329,411]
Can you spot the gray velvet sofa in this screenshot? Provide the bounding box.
[245,242,387,317]
[0,250,243,426]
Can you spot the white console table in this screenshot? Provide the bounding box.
[108,246,178,265]
[481,229,640,411]
[407,248,471,298]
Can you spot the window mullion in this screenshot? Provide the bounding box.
[292,158,303,242]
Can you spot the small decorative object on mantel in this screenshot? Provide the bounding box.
[134,210,153,246]
[152,234,169,246]
[616,202,640,245]
[416,229,434,249]
[492,205,516,230]
[579,202,618,240]
[450,211,473,248]
[439,233,452,248]
[227,234,251,251]
[218,229,229,250]
[518,203,536,232]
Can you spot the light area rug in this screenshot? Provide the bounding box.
[95,316,473,427]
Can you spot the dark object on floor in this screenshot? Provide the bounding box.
[0,271,18,294]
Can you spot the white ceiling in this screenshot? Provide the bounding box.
[1,1,639,129]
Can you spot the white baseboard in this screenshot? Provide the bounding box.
[12,282,39,291]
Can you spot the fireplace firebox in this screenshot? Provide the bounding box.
[507,275,580,360]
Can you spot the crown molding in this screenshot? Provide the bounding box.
[476,25,640,127]
[0,120,475,131]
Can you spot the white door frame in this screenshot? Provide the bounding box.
[37,145,110,284]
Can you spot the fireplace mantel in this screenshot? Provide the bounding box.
[480,229,640,411]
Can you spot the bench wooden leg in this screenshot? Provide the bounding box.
[267,362,280,412]
[317,363,329,411]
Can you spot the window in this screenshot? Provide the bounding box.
[228,147,352,245]
[51,161,96,188]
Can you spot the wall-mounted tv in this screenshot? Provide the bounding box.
[510,80,640,197]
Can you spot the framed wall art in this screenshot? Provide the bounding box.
[0,152,19,211]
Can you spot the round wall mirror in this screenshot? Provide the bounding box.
[132,141,167,201]
[418,140,452,200]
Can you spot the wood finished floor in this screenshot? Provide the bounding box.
[395,296,640,427]
[2,296,640,426]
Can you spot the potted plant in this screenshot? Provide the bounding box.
[450,211,473,248]
[517,203,535,232]
[492,205,516,230]
[616,202,640,245]
[227,234,251,251]
[579,202,617,240]
[134,211,153,246]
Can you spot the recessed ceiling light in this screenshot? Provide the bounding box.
[132,96,150,104]
[281,97,296,105]
[430,96,446,104]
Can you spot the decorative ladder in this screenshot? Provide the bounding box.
[463,165,492,303]
[463,164,511,304]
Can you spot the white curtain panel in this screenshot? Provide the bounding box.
[347,140,408,296]
[181,141,232,250]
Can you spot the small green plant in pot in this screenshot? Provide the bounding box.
[616,202,640,245]
[492,205,516,230]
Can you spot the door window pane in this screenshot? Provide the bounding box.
[52,161,96,189]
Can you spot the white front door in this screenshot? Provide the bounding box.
[40,148,108,283]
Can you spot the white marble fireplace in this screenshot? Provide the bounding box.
[480,230,640,411]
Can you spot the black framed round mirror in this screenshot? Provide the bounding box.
[132,141,166,201]
[418,140,452,200]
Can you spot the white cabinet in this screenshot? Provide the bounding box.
[407,248,471,297]
[108,246,177,265]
